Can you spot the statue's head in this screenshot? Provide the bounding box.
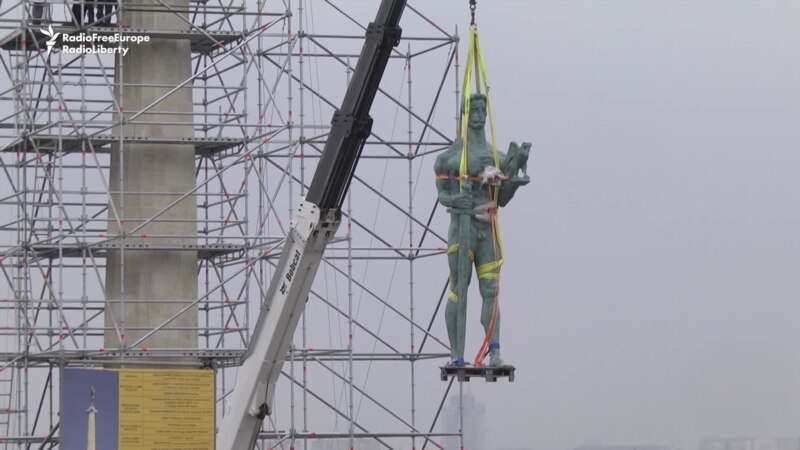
[461,93,487,131]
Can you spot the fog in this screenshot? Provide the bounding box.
[432,1,800,449]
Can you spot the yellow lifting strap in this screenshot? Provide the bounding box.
[447,243,474,261]
[448,278,459,302]
[448,289,458,303]
[459,24,505,261]
[476,259,503,278]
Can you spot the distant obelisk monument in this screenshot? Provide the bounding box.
[86,387,98,450]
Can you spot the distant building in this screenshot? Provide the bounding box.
[776,438,800,450]
[575,444,675,450]
[441,392,486,450]
[700,438,756,450]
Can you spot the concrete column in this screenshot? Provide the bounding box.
[106,0,197,350]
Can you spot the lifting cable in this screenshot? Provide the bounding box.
[458,0,506,367]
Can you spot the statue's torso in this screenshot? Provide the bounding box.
[440,140,497,201]
[436,141,499,240]
[441,141,494,171]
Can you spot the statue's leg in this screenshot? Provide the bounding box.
[475,229,504,366]
[445,247,459,362]
[444,288,458,362]
[445,240,472,366]
[478,278,500,341]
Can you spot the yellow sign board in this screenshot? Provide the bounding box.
[117,369,215,450]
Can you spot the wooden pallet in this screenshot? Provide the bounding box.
[439,365,515,382]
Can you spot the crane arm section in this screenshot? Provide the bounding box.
[216,1,406,448]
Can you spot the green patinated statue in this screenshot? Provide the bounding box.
[434,93,530,367]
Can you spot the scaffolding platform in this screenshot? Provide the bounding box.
[0,349,245,367]
[25,242,244,260]
[0,26,241,53]
[440,364,516,382]
[2,134,244,156]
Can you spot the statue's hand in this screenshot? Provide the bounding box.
[510,175,530,187]
[451,192,474,209]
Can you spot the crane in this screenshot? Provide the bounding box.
[215,1,407,448]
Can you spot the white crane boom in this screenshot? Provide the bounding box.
[216,1,407,447]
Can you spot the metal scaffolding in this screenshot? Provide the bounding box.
[0,0,462,448]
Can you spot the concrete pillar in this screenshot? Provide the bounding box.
[106,0,197,350]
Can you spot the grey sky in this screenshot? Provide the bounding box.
[425,1,800,449]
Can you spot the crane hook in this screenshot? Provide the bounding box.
[469,0,476,25]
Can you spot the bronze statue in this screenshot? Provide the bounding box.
[434,92,530,367]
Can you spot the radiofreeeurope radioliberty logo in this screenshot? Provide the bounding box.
[40,25,61,56]
[39,27,150,56]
